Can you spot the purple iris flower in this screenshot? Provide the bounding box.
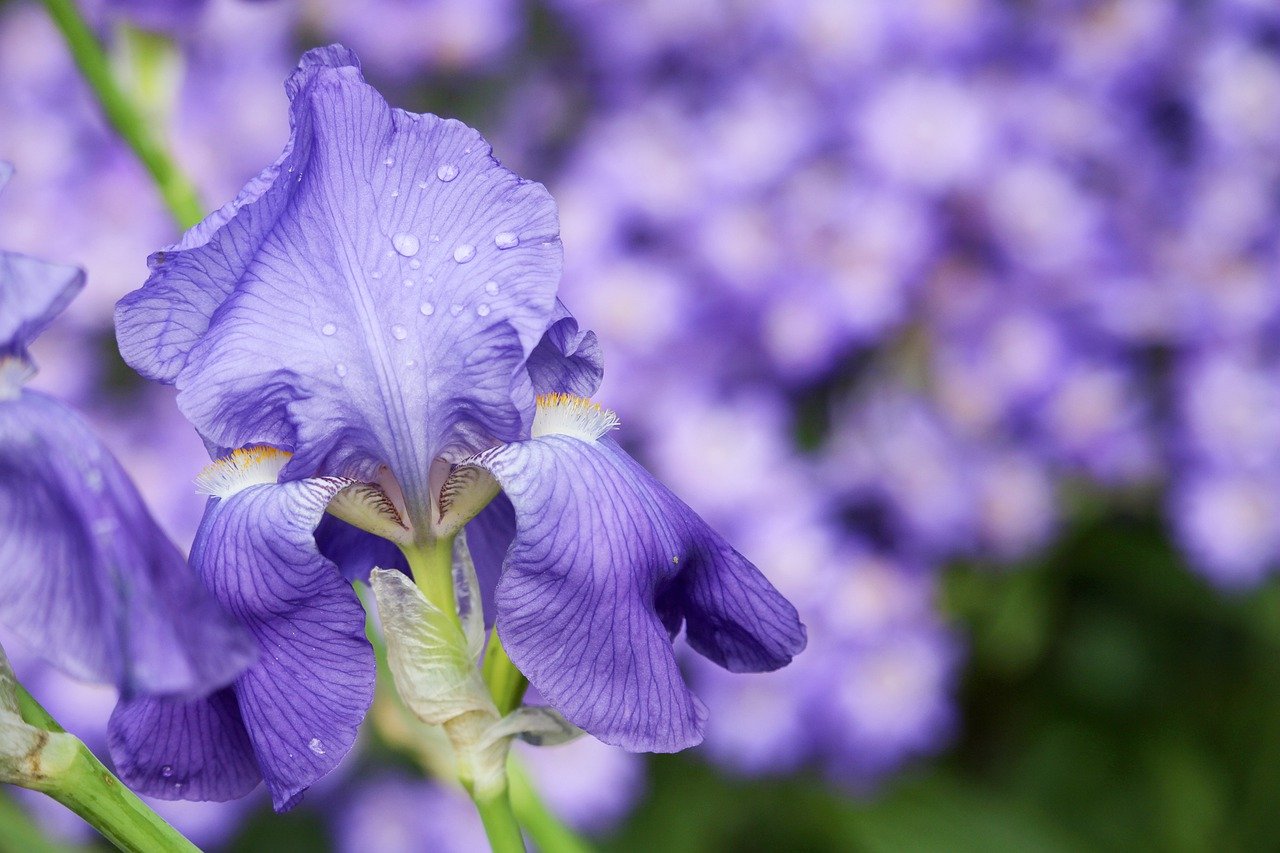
[0,164,252,698]
[112,44,804,803]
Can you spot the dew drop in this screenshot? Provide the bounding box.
[392,233,420,257]
[417,180,428,190]
[420,301,435,316]
[308,738,326,756]
[383,156,394,167]
[494,231,518,249]
[390,189,400,198]
[477,303,491,317]
[436,164,459,182]
[453,244,476,263]
[335,363,348,377]
[160,765,173,778]
[409,258,422,269]
[429,234,441,243]
[321,322,337,336]
[450,304,464,316]
[391,324,409,341]
[484,280,499,295]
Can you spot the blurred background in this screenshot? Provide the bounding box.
[2,0,1280,850]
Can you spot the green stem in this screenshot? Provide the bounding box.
[471,788,527,853]
[509,760,594,853]
[37,0,204,230]
[482,628,529,716]
[15,688,198,853]
[401,537,462,633]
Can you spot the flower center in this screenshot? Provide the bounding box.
[195,446,293,498]
[531,393,620,442]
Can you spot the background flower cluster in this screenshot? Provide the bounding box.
[2,0,1279,849]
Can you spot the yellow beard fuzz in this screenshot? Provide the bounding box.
[194,446,293,498]
[531,392,620,442]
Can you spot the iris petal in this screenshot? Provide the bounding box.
[108,689,259,802]
[469,436,806,752]
[0,391,254,696]
[110,476,376,810]
[115,46,562,526]
[527,300,604,397]
[198,477,375,810]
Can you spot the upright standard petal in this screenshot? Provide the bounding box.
[527,300,604,398]
[109,476,376,810]
[466,435,806,752]
[0,391,254,697]
[115,46,562,525]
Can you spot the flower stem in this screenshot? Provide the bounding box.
[471,787,527,853]
[15,687,199,853]
[508,759,595,853]
[403,536,463,634]
[482,628,529,716]
[37,0,204,230]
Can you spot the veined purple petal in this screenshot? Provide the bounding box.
[462,491,517,626]
[0,390,255,697]
[196,478,375,810]
[469,436,805,752]
[527,300,603,397]
[314,513,409,583]
[115,46,562,527]
[111,476,376,810]
[108,689,260,802]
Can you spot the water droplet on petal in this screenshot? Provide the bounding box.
[484,280,499,295]
[321,323,337,336]
[391,324,409,341]
[453,244,476,263]
[409,258,422,270]
[450,304,464,316]
[392,233,420,257]
[390,189,399,198]
[417,180,428,190]
[429,234,441,243]
[477,303,491,317]
[161,765,173,778]
[383,157,394,167]
[308,738,326,756]
[436,164,458,182]
[336,363,348,377]
[494,231,518,249]
[420,302,435,316]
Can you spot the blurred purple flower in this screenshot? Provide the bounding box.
[0,165,253,698]
[309,0,521,79]
[337,774,487,853]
